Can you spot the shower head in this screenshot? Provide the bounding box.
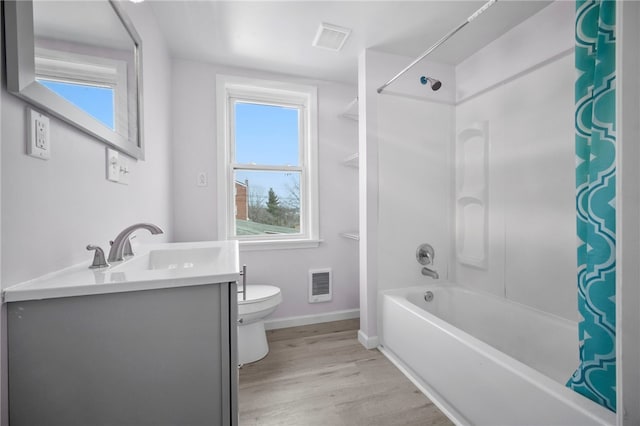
[420,76,442,91]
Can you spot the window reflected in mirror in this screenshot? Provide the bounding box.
[32,0,137,140]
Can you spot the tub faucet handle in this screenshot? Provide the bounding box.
[416,243,435,265]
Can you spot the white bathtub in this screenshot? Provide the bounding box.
[380,284,616,426]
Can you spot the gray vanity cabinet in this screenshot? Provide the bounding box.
[8,282,238,426]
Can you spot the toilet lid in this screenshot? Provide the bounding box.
[237,285,281,304]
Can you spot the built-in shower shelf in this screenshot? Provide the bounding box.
[456,121,489,269]
[342,153,359,168]
[340,232,360,241]
[340,97,358,121]
[457,127,484,142]
[457,191,486,202]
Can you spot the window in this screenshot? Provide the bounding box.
[217,76,319,249]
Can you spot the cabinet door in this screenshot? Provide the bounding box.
[8,284,232,426]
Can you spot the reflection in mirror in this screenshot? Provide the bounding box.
[4,0,144,159]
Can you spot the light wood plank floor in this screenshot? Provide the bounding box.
[239,319,453,426]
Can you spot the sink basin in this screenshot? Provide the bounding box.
[113,246,222,272]
[149,246,222,270]
[2,240,240,303]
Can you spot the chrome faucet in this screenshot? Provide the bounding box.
[417,243,439,280]
[107,223,164,263]
[416,243,435,266]
[87,245,110,269]
[421,267,439,279]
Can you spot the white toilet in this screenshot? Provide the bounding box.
[237,285,282,365]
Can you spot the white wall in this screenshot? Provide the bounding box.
[456,54,575,320]
[377,95,453,289]
[454,1,576,321]
[171,59,359,321]
[359,49,455,346]
[616,1,640,422]
[456,1,574,104]
[1,2,173,286]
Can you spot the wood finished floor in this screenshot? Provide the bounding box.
[238,319,453,426]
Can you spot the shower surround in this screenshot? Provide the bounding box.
[357,0,619,422]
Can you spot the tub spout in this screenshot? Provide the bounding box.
[422,267,439,280]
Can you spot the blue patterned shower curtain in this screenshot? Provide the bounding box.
[567,0,616,412]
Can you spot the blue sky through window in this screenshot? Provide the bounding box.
[235,102,299,166]
[38,79,115,130]
[234,102,300,199]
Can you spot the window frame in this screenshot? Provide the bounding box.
[216,75,319,250]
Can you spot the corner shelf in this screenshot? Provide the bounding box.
[342,153,359,168]
[340,97,358,121]
[340,232,360,241]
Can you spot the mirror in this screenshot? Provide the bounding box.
[4,0,144,159]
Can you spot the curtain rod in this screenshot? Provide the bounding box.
[376,0,498,94]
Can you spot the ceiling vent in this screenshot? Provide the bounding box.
[312,23,351,52]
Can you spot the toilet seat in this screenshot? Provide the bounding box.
[238,285,281,304]
[237,285,282,325]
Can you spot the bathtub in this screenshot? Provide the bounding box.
[380,284,616,426]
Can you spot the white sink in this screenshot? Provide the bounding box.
[3,241,240,302]
[113,246,223,272]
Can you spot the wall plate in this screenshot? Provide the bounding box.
[106,148,119,182]
[27,108,50,160]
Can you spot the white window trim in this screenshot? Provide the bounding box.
[34,47,128,135]
[216,75,320,250]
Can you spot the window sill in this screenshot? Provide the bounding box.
[238,239,322,251]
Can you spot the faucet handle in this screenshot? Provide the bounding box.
[416,243,435,265]
[87,245,110,269]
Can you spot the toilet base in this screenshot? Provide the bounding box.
[237,320,269,365]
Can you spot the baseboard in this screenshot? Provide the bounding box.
[357,330,379,349]
[264,309,359,330]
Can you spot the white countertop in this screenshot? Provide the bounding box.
[3,241,240,303]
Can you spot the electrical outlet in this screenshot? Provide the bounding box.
[106,148,119,182]
[27,109,50,160]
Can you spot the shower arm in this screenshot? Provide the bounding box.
[376,0,497,94]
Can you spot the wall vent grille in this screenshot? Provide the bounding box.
[309,269,332,303]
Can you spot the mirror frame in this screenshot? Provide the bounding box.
[3,0,145,160]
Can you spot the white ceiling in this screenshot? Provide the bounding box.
[149,0,552,84]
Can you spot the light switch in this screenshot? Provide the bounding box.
[197,172,208,187]
[118,156,130,185]
[27,109,50,160]
[106,148,119,182]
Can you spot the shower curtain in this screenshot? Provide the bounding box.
[567,0,616,412]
